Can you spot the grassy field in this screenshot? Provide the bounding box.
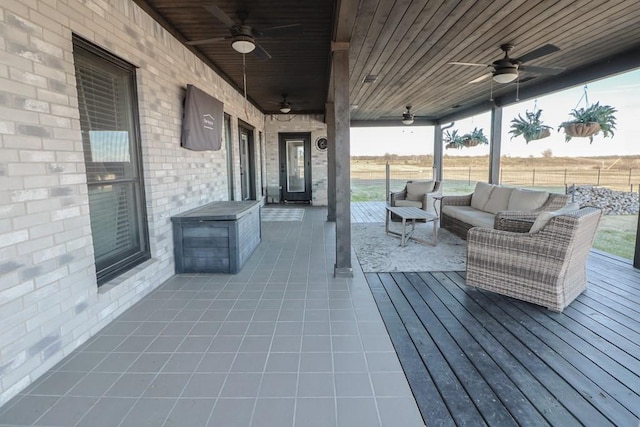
[593,215,638,260]
[352,155,640,192]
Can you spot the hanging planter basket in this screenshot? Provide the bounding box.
[529,128,551,142]
[561,122,601,138]
[558,87,617,143]
[462,138,480,147]
[444,127,488,149]
[509,109,553,143]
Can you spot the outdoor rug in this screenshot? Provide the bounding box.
[261,208,305,222]
[352,223,466,272]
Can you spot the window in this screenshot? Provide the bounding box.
[73,36,149,285]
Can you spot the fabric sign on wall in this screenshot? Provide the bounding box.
[181,84,223,151]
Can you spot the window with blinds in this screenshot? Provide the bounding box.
[73,36,149,285]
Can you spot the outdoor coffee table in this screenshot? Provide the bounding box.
[385,206,439,246]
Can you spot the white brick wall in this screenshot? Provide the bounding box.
[264,114,328,205]
[0,0,268,405]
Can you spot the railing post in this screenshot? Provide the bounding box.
[597,168,601,186]
[468,166,471,185]
[564,168,567,186]
[385,162,390,202]
[532,168,535,186]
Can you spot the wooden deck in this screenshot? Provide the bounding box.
[351,201,387,223]
[365,251,640,427]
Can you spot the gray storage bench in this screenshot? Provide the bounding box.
[171,201,261,273]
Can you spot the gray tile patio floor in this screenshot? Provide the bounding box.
[0,206,424,427]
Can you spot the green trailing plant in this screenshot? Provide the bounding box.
[558,102,617,143]
[444,127,488,149]
[464,127,489,146]
[509,109,552,143]
[444,129,463,149]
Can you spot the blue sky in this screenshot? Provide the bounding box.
[351,68,640,157]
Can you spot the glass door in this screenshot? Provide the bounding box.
[279,133,311,202]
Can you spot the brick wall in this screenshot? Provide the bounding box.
[0,0,266,404]
[264,114,328,205]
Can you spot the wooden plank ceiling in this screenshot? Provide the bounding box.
[134,0,640,123]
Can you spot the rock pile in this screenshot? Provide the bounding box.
[567,185,639,215]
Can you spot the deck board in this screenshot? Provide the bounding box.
[365,254,640,426]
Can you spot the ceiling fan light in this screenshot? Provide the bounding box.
[279,104,291,114]
[402,115,414,125]
[232,35,255,54]
[493,67,518,83]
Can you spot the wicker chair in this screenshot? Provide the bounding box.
[466,206,602,312]
[389,180,442,217]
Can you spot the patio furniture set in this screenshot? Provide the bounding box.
[386,180,602,312]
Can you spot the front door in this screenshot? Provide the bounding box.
[239,125,255,200]
[279,133,311,202]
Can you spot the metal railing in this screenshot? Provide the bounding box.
[350,166,640,201]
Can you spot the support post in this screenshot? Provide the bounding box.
[433,124,443,182]
[635,188,640,269]
[326,102,336,222]
[332,46,352,278]
[489,105,503,184]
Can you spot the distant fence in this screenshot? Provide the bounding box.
[350,167,640,201]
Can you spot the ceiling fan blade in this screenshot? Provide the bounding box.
[519,65,564,75]
[448,61,488,67]
[203,4,236,28]
[186,36,229,46]
[514,43,560,63]
[252,41,272,60]
[256,24,303,38]
[468,73,492,84]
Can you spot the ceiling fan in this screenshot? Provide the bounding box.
[449,43,564,84]
[186,4,303,60]
[278,94,292,113]
[402,105,415,125]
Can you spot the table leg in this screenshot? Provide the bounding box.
[385,209,390,235]
[401,218,407,246]
[433,218,438,245]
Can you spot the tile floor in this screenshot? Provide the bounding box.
[0,207,424,427]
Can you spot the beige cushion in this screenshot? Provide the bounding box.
[529,203,581,234]
[507,189,550,211]
[406,181,435,201]
[483,187,513,214]
[394,199,422,208]
[470,182,495,210]
[454,209,495,229]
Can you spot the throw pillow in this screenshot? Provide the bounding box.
[406,181,435,201]
[483,186,514,214]
[470,182,494,210]
[529,203,580,234]
[507,189,550,211]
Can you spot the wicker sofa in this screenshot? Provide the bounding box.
[466,206,602,311]
[440,182,569,239]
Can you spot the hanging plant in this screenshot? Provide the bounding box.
[461,127,489,147]
[558,102,617,143]
[444,128,489,149]
[509,109,552,143]
[444,129,464,149]
[558,86,617,143]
